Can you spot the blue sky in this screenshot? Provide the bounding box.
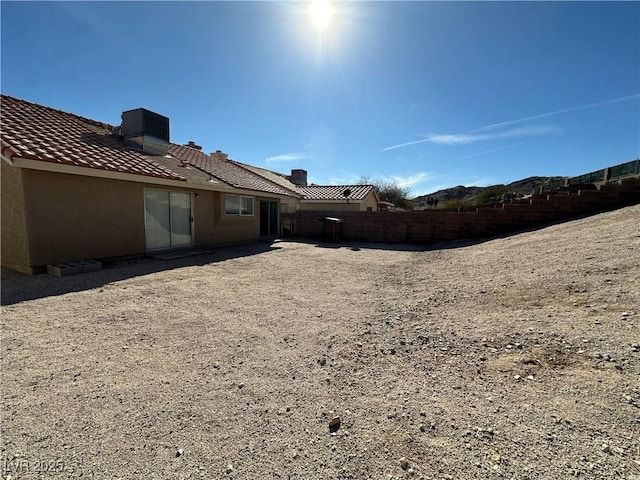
[2,1,639,196]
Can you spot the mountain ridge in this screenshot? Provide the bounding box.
[413,176,556,208]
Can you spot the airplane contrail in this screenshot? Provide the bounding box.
[474,94,639,132]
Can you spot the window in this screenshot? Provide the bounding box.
[225,195,254,216]
[241,196,254,215]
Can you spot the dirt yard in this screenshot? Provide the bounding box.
[1,205,639,479]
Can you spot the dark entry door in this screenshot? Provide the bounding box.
[260,200,279,236]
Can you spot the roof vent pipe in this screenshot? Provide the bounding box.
[210,150,228,162]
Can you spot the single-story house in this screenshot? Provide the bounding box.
[294,183,379,211]
[1,94,298,274]
[231,162,380,212]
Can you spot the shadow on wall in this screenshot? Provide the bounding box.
[1,242,281,306]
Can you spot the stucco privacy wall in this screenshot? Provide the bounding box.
[1,161,30,273]
[283,209,558,244]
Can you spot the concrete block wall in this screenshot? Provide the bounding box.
[282,178,640,245]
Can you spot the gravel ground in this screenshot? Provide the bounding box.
[1,205,639,480]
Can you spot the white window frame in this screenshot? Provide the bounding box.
[225,195,254,216]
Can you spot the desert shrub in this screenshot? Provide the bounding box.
[475,185,514,206]
[360,177,414,210]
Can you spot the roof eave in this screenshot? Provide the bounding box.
[3,155,246,192]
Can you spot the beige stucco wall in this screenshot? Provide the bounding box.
[16,169,228,270]
[360,191,378,211]
[212,192,264,244]
[22,169,149,267]
[1,161,31,273]
[193,190,217,246]
[3,167,285,273]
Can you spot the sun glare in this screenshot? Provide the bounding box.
[310,0,333,30]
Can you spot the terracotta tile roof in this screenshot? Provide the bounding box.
[169,144,296,196]
[229,161,377,202]
[0,94,186,181]
[1,95,364,199]
[152,154,234,188]
[296,185,376,201]
[229,160,300,195]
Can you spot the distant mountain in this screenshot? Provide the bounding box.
[413,176,555,208]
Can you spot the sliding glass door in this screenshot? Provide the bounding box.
[144,189,193,250]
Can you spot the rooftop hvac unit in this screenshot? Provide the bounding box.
[121,108,170,156]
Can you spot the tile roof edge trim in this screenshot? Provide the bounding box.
[1,153,16,166]
[5,157,244,193]
[1,143,24,161]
